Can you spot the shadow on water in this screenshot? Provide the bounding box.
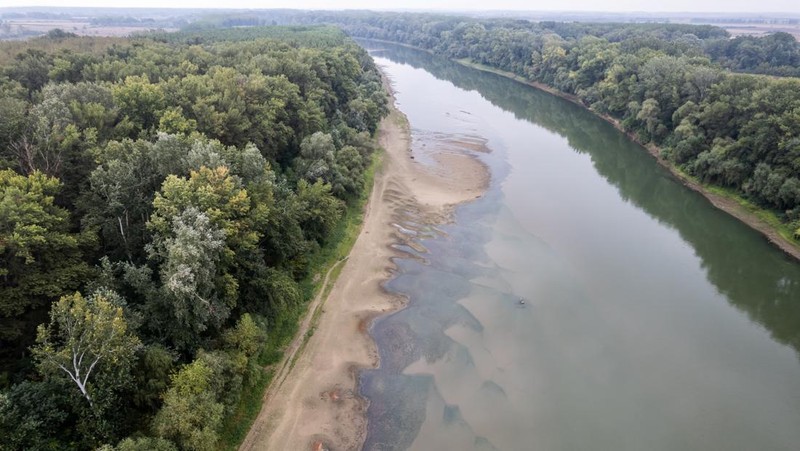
[363,40,800,357]
[362,190,504,450]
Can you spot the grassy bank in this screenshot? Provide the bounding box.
[217,149,384,450]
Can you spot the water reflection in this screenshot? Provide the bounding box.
[365,40,800,356]
[359,41,800,451]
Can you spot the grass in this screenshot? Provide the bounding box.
[299,149,382,300]
[216,366,274,449]
[705,184,799,243]
[457,58,525,81]
[665,162,800,244]
[216,147,384,451]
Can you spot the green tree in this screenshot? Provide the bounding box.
[115,436,178,451]
[7,49,52,96]
[0,170,88,347]
[83,134,189,262]
[152,207,229,346]
[158,107,197,135]
[0,95,28,169]
[0,379,78,450]
[149,166,258,256]
[331,144,365,198]
[111,436,178,451]
[294,131,336,183]
[152,359,223,451]
[112,75,167,135]
[223,313,265,376]
[636,98,662,141]
[32,291,141,408]
[296,179,343,244]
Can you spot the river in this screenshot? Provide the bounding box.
[358,41,800,451]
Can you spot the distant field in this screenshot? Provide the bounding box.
[1,18,176,38]
[4,14,800,41]
[720,23,800,39]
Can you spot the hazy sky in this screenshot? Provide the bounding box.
[3,0,799,13]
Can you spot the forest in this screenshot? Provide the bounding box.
[201,10,800,240]
[3,8,800,450]
[311,12,800,238]
[0,25,387,450]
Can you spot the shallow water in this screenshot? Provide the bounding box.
[359,41,800,451]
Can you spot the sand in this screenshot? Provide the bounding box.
[239,74,490,451]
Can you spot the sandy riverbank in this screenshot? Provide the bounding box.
[358,38,800,261]
[239,73,489,451]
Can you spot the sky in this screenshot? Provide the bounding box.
[2,0,799,14]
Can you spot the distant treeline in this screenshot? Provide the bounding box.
[0,25,387,450]
[201,11,800,238]
[185,10,800,77]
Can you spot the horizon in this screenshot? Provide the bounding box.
[2,1,799,14]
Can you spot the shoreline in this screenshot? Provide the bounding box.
[360,37,800,262]
[454,58,800,262]
[239,69,490,450]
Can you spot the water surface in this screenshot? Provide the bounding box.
[360,42,800,451]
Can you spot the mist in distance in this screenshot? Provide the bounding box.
[3,0,800,13]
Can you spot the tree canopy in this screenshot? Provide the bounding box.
[0,25,386,449]
[277,11,800,237]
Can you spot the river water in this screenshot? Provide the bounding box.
[358,42,800,451]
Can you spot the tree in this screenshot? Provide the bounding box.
[8,49,52,96]
[148,166,257,255]
[83,134,190,262]
[112,75,166,135]
[18,88,79,177]
[32,291,141,408]
[146,166,266,348]
[152,359,223,451]
[114,436,177,451]
[296,179,343,244]
[0,95,28,169]
[0,379,77,450]
[130,344,175,412]
[0,170,88,347]
[152,207,229,345]
[294,131,336,184]
[636,98,662,141]
[158,107,197,135]
[223,313,265,377]
[331,144,365,198]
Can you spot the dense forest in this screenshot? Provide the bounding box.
[328,13,800,238]
[194,10,800,77]
[199,11,800,239]
[337,14,800,239]
[0,25,387,450]
[3,8,800,450]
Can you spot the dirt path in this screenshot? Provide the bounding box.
[250,257,347,426]
[239,73,489,451]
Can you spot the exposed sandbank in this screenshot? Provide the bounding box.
[360,37,800,262]
[239,71,490,451]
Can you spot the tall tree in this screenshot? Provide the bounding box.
[32,290,140,408]
[0,170,88,354]
[152,358,223,451]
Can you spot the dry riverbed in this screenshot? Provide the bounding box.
[239,72,489,451]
